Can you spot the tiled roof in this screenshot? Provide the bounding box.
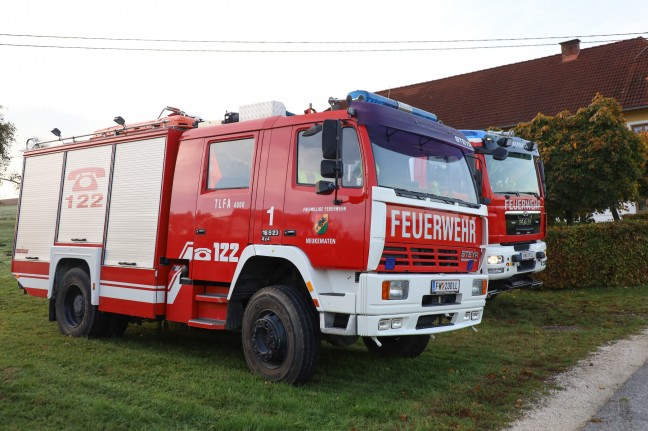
[376,37,648,129]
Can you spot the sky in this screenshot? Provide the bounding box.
[1,0,647,198]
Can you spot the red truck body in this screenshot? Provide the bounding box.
[12,93,489,383]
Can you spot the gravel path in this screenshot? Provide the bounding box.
[505,328,648,431]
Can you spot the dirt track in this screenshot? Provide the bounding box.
[506,328,648,431]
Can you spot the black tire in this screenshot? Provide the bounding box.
[323,334,359,347]
[55,268,106,337]
[97,313,130,337]
[242,285,320,385]
[111,314,130,337]
[362,335,430,358]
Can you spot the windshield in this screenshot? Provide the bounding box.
[368,125,479,205]
[485,152,540,196]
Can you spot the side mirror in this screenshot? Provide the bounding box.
[492,146,508,161]
[316,180,336,195]
[319,119,343,205]
[321,160,343,179]
[322,119,341,160]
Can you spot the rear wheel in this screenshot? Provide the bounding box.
[98,313,130,337]
[55,268,105,337]
[242,285,320,385]
[111,314,130,337]
[362,335,430,358]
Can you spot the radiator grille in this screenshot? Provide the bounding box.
[379,243,479,272]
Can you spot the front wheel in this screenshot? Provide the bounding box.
[362,335,430,358]
[242,285,320,385]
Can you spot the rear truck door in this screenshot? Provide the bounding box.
[13,152,64,295]
[191,133,259,282]
[281,124,368,269]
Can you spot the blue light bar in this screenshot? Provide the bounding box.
[460,129,499,150]
[347,90,438,122]
[460,130,538,152]
[460,130,487,139]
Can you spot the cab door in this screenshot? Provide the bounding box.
[281,125,369,269]
[252,127,290,246]
[191,133,258,282]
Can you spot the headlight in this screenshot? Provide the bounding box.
[487,255,504,265]
[472,279,487,296]
[382,280,409,300]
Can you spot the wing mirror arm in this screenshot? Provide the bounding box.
[320,119,343,205]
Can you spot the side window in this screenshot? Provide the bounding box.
[296,126,363,187]
[341,128,363,187]
[207,138,255,190]
[297,131,322,185]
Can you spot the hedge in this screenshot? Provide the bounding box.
[536,218,648,289]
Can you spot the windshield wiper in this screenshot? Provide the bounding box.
[434,194,481,209]
[497,190,540,198]
[520,191,540,198]
[392,188,427,200]
[391,188,480,208]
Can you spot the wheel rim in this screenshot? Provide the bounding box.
[63,285,84,328]
[251,312,287,367]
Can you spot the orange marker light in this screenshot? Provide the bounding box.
[382,281,390,300]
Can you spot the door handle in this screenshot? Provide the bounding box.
[196,228,206,235]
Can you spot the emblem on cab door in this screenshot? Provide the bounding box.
[314,214,329,235]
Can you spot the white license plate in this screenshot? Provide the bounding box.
[431,280,460,293]
[520,251,535,260]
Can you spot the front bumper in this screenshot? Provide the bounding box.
[319,272,487,337]
[482,241,547,281]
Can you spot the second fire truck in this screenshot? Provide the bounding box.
[461,130,547,296]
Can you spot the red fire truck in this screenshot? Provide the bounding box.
[461,130,547,296]
[12,91,488,384]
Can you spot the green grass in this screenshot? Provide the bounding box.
[1,203,647,430]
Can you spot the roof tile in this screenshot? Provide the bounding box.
[377,37,648,129]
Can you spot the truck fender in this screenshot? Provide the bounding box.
[230,244,328,309]
[49,246,103,305]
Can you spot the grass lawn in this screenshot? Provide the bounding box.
[1,203,647,430]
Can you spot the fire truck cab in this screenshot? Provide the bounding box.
[461,130,547,296]
[12,93,489,384]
